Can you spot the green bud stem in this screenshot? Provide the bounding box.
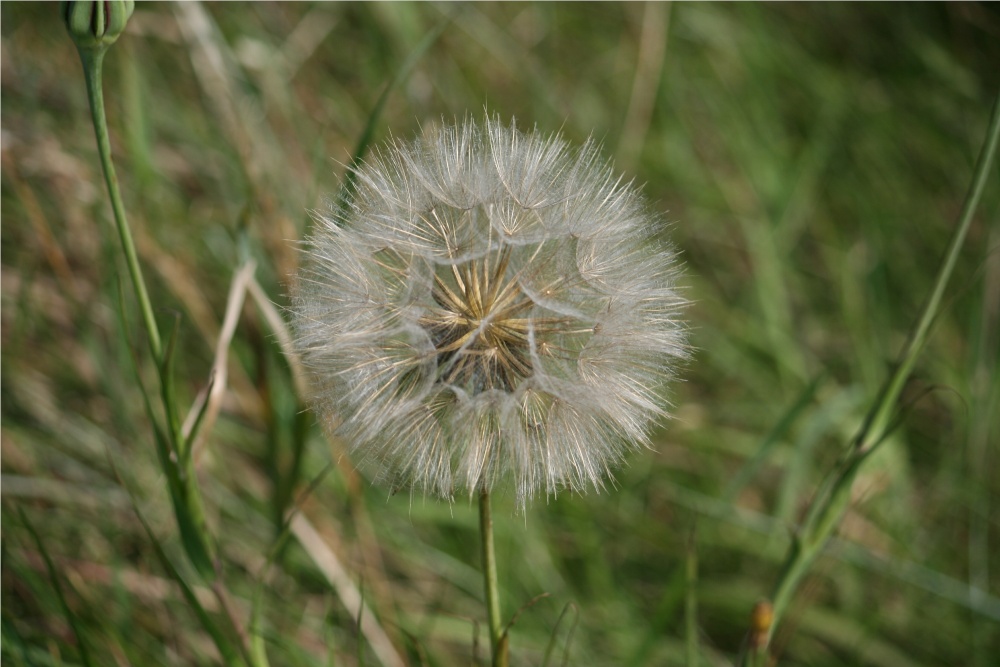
[79,48,162,361]
[75,32,216,582]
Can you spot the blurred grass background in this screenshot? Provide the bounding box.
[2,2,999,665]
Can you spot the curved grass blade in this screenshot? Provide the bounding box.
[853,91,1000,455]
[334,15,451,217]
[160,311,184,454]
[540,601,579,667]
[106,454,245,667]
[19,508,94,667]
[760,90,1000,654]
[247,463,334,667]
[684,530,699,667]
[724,373,824,504]
[113,280,216,580]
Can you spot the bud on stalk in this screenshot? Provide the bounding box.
[62,0,134,55]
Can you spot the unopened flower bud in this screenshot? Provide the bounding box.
[62,0,134,54]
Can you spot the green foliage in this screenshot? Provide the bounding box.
[3,3,998,666]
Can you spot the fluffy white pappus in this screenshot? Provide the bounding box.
[291,117,688,509]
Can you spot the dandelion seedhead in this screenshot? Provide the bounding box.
[292,117,687,508]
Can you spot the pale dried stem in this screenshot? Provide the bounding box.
[290,513,406,667]
[275,7,339,80]
[173,1,258,188]
[184,261,257,463]
[4,157,80,302]
[212,578,255,666]
[617,1,671,169]
[135,226,262,420]
[247,275,311,401]
[174,1,297,273]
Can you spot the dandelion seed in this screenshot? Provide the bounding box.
[291,117,687,509]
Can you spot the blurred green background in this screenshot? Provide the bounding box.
[3,3,999,665]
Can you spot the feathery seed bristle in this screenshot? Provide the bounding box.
[291,117,687,509]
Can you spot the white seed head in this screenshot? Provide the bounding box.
[292,117,687,509]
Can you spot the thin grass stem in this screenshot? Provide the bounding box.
[855,90,1000,454]
[762,89,1000,651]
[684,531,698,667]
[20,509,95,667]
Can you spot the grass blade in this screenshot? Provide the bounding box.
[107,456,245,667]
[854,90,1000,454]
[541,600,579,667]
[335,16,451,216]
[724,374,824,504]
[764,89,1000,649]
[684,530,698,667]
[19,509,95,667]
[114,280,216,580]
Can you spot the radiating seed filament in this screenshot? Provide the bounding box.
[419,245,575,391]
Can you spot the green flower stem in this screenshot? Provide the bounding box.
[479,488,506,667]
[855,90,1000,456]
[77,43,216,580]
[80,48,162,362]
[763,89,1000,648]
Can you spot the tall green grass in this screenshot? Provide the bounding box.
[3,3,998,666]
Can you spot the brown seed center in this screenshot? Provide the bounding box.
[420,246,535,392]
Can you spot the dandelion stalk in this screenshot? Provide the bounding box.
[479,488,506,666]
[293,117,688,662]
